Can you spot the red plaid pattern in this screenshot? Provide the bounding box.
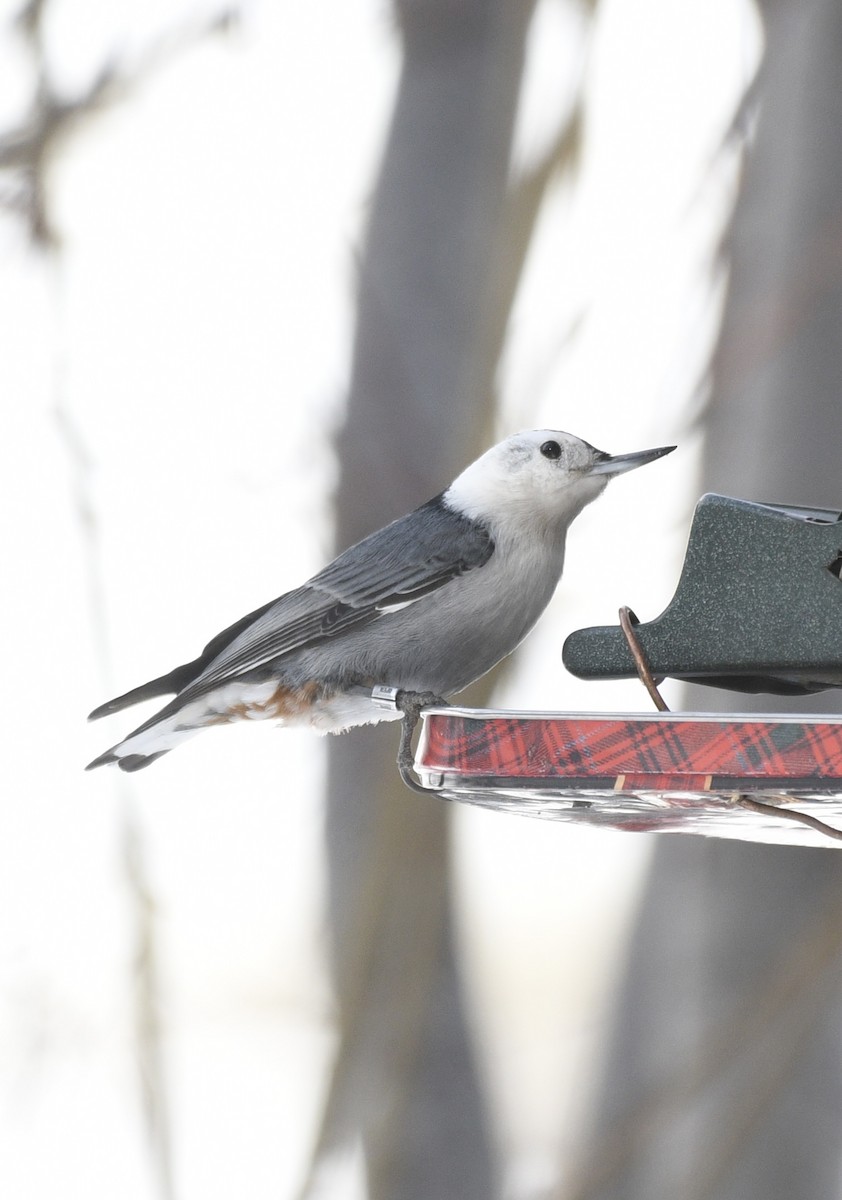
[418,713,842,793]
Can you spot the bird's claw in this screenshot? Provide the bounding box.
[383,688,449,793]
[395,689,448,719]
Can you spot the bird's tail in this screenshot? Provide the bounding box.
[85,679,283,771]
[86,693,205,772]
[87,665,200,721]
[86,746,173,772]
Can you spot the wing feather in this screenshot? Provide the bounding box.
[185,497,493,693]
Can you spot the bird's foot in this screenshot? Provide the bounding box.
[369,686,449,792]
[396,691,448,792]
[395,689,449,719]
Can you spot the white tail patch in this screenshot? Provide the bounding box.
[108,681,280,764]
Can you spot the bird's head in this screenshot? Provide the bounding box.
[444,430,675,539]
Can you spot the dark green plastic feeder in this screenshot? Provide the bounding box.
[562,493,842,695]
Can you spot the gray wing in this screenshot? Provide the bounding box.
[187,496,494,692]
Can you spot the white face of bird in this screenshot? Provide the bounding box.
[444,430,674,536]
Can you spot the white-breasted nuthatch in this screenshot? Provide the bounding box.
[87,430,674,771]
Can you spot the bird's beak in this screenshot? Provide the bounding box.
[588,444,676,476]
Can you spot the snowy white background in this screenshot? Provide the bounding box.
[0,0,759,1195]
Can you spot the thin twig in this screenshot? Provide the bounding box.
[618,606,670,711]
[734,794,842,844]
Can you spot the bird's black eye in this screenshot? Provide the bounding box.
[540,440,562,460]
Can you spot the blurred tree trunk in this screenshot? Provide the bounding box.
[300,3,535,1198]
[565,2,842,1198]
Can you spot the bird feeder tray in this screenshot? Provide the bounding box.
[413,708,842,847]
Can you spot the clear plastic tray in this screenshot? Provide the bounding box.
[415,708,842,847]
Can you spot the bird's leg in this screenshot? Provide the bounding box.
[395,690,448,792]
[370,685,449,791]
